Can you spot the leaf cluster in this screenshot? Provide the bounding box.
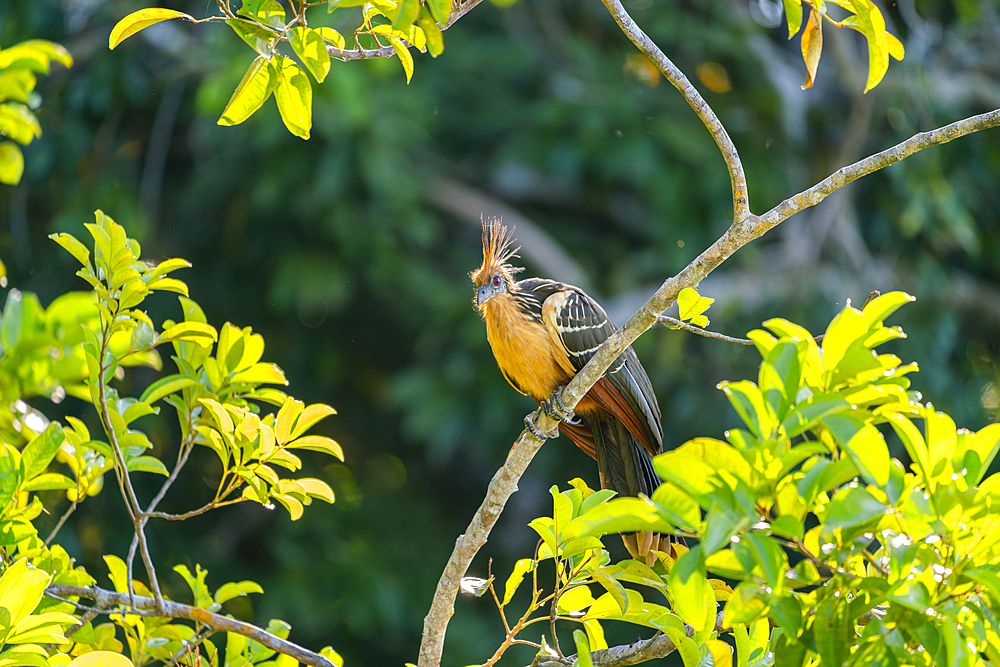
[109,0,453,139]
[485,292,1000,667]
[0,38,72,184]
[782,0,904,92]
[0,210,345,666]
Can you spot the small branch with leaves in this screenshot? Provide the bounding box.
[46,584,337,667]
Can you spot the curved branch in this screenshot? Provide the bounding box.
[600,0,749,222]
[46,584,335,667]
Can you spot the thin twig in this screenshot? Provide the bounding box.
[45,497,79,545]
[600,0,748,223]
[97,334,163,611]
[657,315,754,345]
[46,584,335,667]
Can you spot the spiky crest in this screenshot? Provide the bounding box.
[470,217,523,285]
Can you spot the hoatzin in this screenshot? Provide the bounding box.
[471,219,663,562]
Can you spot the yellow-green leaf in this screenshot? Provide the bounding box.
[426,0,453,24]
[274,57,312,139]
[218,56,276,127]
[68,651,134,667]
[417,8,444,57]
[847,0,889,92]
[231,362,287,386]
[783,0,803,37]
[316,27,346,50]
[226,18,277,57]
[109,8,194,50]
[290,27,331,83]
[49,232,91,266]
[386,35,413,84]
[157,321,218,348]
[677,287,714,323]
[0,141,24,185]
[392,0,421,30]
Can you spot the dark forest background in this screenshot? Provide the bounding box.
[2,0,999,664]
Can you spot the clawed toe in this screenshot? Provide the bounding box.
[543,389,580,425]
[525,414,558,439]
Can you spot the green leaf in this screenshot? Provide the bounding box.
[781,393,850,437]
[677,287,714,324]
[386,35,413,84]
[49,232,91,267]
[231,362,287,386]
[289,403,337,440]
[814,595,849,666]
[650,482,701,531]
[392,0,421,30]
[315,27,346,50]
[573,629,593,667]
[823,487,887,528]
[589,569,628,616]
[215,580,264,605]
[669,546,710,632]
[126,455,169,476]
[0,559,52,628]
[759,340,804,422]
[0,104,40,144]
[109,8,194,50]
[21,472,75,492]
[226,19,276,56]
[218,56,277,127]
[744,533,787,591]
[237,0,287,28]
[290,27,331,83]
[563,496,673,542]
[426,0,453,24]
[417,8,444,57]
[274,57,312,139]
[157,321,218,348]
[0,141,24,185]
[847,0,890,92]
[22,422,65,480]
[722,581,769,626]
[783,0,803,37]
[822,414,889,487]
[272,493,304,520]
[67,652,134,667]
[139,374,199,405]
[719,380,776,440]
[502,558,535,607]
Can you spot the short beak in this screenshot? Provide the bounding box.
[477,285,493,307]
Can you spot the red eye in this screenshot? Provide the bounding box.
[492,276,501,287]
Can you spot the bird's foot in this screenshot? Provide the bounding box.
[543,388,581,425]
[525,414,558,439]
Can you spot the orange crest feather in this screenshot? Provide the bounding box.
[471,218,522,285]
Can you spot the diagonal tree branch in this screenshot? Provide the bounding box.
[47,584,336,667]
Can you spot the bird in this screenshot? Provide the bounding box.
[471,218,664,562]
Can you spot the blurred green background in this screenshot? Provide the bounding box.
[2,0,999,664]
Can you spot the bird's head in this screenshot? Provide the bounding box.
[470,218,522,309]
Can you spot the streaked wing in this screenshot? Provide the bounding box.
[543,287,662,456]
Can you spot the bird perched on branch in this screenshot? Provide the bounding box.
[471,219,663,562]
